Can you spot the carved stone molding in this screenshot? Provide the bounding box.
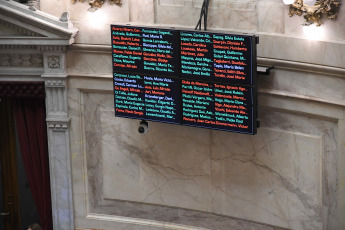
[0,45,37,50]
[37,46,67,52]
[47,119,70,130]
[44,79,67,116]
[0,53,43,67]
[0,19,44,37]
[41,50,67,75]
[47,55,61,69]
[45,80,66,87]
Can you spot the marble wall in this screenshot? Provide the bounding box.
[39,0,345,229]
[67,73,344,230]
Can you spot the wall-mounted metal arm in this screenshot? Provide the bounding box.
[257,66,274,75]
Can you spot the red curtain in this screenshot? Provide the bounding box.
[13,98,53,230]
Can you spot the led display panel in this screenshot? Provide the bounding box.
[181,80,255,134]
[180,30,256,85]
[114,72,181,124]
[111,25,180,76]
[111,25,258,135]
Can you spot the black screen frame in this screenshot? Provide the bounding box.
[111,24,258,135]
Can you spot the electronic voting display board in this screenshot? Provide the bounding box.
[111,25,258,134]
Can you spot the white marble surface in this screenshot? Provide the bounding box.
[155,0,258,30]
[257,34,345,69]
[39,0,345,43]
[66,77,343,229]
[2,0,345,229]
[258,68,345,102]
[97,100,323,230]
[40,0,345,68]
[101,110,212,210]
[66,51,112,75]
[0,2,77,230]
[129,0,154,24]
[36,0,345,229]
[257,1,285,33]
[41,0,130,44]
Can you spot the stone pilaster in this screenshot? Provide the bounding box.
[0,2,78,229]
[41,45,74,230]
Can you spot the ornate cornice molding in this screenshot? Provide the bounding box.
[0,9,74,39]
[0,45,37,50]
[0,1,78,46]
[38,46,67,52]
[46,117,70,130]
[0,19,44,37]
[45,79,66,87]
[0,53,43,67]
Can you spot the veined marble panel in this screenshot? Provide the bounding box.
[99,106,322,229]
[39,0,345,43]
[155,0,257,30]
[69,1,130,45]
[257,34,345,69]
[67,85,340,230]
[71,22,113,45]
[66,51,112,75]
[211,129,322,229]
[101,110,212,210]
[129,0,154,24]
[40,0,67,18]
[41,0,129,21]
[159,0,185,7]
[258,68,345,103]
[257,1,285,33]
[66,48,345,104]
[159,0,256,9]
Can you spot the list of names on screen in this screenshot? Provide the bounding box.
[111,25,258,134]
[181,80,254,133]
[180,31,254,85]
[114,73,180,124]
[111,25,179,76]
